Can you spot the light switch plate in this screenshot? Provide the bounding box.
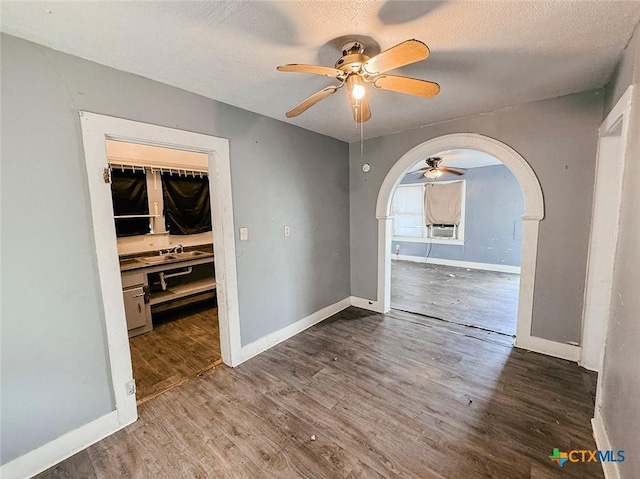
[284,225,290,237]
[240,227,248,241]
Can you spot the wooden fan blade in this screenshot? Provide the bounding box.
[439,167,465,176]
[286,86,338,118]
[362,39,429,75]
[277,64,344,78]
[373,74,440,98]
[351,97,371,123]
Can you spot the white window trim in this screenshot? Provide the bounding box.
[393,236,465,246]
[391,180,466,245]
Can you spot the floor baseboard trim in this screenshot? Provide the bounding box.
[578,357,601,373]
[349,296,385,313]
[514,334,581,362]
[238,297,352,364]
[393,255,521,274]
[1,411,131,479]
[592,412,621,479]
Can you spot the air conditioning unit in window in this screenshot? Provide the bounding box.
[430,224,456,239]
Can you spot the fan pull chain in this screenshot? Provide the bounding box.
[360,110,364,160]
[354,98,359,129]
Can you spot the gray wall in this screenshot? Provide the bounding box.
[0,34,350,464]
[599,22,640,479]
[350,89,603,345]
[392,164,523,266]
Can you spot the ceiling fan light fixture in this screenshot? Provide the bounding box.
[277,38,438,122]
[424,169,442,179]
[352,83,365,99]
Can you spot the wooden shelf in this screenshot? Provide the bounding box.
[149,277,216,306]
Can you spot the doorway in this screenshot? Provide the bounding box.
[374,133,578,360]
[389,149,523,337]
[107,140,221,403]
[581,87,633,372]
[79,112,241,427]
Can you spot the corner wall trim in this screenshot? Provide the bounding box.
[393,255,521,274]
[350,296,385,313]
[238,297,352,364]
[592,412,621,479]
[514,334,581,362]
[0,411,131,479]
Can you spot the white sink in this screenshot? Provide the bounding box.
[172,251,207,259]
[139,254,177,264]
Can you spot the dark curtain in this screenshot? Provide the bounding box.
[110,168,150,237]
[162,173,212,235]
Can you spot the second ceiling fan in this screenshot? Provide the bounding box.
[408,157,466,179]
[277,39,440,123]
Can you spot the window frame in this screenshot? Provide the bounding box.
[391,180,466,245]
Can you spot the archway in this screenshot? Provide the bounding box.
[375,133,544,348]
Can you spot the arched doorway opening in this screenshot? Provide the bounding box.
[375,133,544,348]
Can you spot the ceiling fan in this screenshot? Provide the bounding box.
[409,157,466,179]
[277,39,440,123]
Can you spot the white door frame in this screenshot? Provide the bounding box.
[580,86,634,372]
[79,112,242,426]
[374,133,577,361]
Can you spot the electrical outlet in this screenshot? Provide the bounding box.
[240,227,248,241]
[125,379,136,396]
[284,225,290,237]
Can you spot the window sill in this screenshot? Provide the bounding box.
[392,236,464,246]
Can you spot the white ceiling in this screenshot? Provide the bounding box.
[2,1,639,142]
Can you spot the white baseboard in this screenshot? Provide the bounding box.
[349,296,385,313]
[514,334,581,362]
[592,411,620,479]
[0,410,132,479]
[393,254,521,274]
[238,297,352,364]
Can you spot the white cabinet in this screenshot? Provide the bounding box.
[123,286,147,330]
[121,271,152,338]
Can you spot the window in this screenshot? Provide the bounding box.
[392,184,424,237]
[111,168,151,237]
[162,172,212,235]
[109,165,212,237]
[391,180,466,244]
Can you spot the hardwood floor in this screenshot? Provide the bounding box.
[36,307,601,479]
[392,260,520,336]
[129,301,221,402]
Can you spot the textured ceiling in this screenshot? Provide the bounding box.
[2,1,640,142]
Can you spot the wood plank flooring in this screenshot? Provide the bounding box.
[36,307,601,479]
[392,260,520,336]
[129,301,221,402]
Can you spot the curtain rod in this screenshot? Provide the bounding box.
[108,162,209,177]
